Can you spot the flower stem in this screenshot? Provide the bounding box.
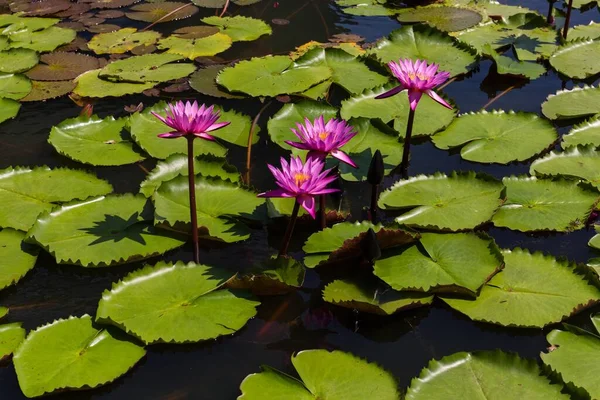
[400,107,416,177]
[279,201,300,257]
[546,0,556,24]
[245,100,272,185]
[562,0,574,39]
[187,136,200,264]
[369,184,378,222]
[319,195,326,230]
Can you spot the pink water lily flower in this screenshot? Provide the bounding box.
[285,116,358,168]
[152,101,230,140]
[258,156,339,219]
[376,59,452,111]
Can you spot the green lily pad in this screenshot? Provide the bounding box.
[0,14,58,34]
[13,315,146,398]
[486,45,546,79]
[216,55,332,97]
[323,279,433,316]
[98,53,196,83]
[588,226,600,250]
[375,232,503,295]
[293,47,389,94]
[73,69,155,98]
[202,16,271,42]
[340,84,456,138]
[0,73,31,100]
[0,322,25,362]
[339,3,396,17]
[140,154,239,197]
[442,248,600,327]
[125,2,199,23]
[367,25,477,76]
[542,85,600,120]
[26,194,185,267]
[49,115,146,166]
[530,145,600,189]
[88,28,161,54]
[96,261,259,344]
[396,6,483,32]
[0,48,38,73]
[0,229,39,291]
[188,65,244,99]
[550,39,600,79]
[227,256,305,296]
[239,350,400,400]
[157,33,232,60]
[0,166,112,231]
[561,114,600,148]
[0,98,20,123]
[9,26,76,52]
[406,351,570,400]
[153,176,263,243]
[567,22,600,41]
[20,80,75,102]
[378,172,504,231]
[0,307,6,319]
[432,110,558,164]
[492,176,599,232]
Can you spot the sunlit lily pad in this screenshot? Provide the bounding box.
[97,262,259,344]
[567,22,600,41]
[550,39,600,79]
[0,73,31,100]
[588,226,600,251]
[26,194,185,267]
[542,85,600,120]
[216,55,332,97]
[0,166,112,231]
[367,25,477,76]
[530,145,600,189]
[378,172,504,231]
[375,232,503,295]
[202,16,272,42]
[0,98,20,123]
[0,323,25,362]
[8,26,76,52]
[13,315,146,398]
[126,2,199,23]
[227,256,305,296]
[0,14,58,34]
[88,28,161,54]
[338,2,396,17]
[157,33,232,60]
[0,229,39,291]
[492,176,599,232]
[49,115,146,166]
[239,350,400,400]
[173,26,220,39]
[562,114,600,148]
[20,80,75,102]
[441,248,600,327]
[0,49,38,73]
[406,351,570,400]
[98,53,196,83]
[323,279,433,316]
[26,52,100,81]
[153,176,263,243]
[396,6,483,32]
[73,69,155,98]
[432,110,558,164]
[189,65,244,99]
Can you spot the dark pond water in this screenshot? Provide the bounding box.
[1,1,600,399]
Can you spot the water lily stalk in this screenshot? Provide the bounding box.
[563,0,574,39]
[401,107,416,174]
[367,150,384,222]
[481,85,516,110]
[245,100,272,185]
[319,195,326,229]
[546,0,556,24]
[187,137,200,263]
[220,0,230,17]
[279,201,300,256]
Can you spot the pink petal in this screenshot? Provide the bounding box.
[151,112,169,125]
[425,90,452,110]
[158,132,185,138]
[408,90,423,111]
[258,189,294,198]
[331,149,357,168]
[285,140,313,150]
[195,132,216,141]
[375,85,404,99]
[298,194,316,219]
[205,121,230,132]
[307,150,327,161]
[312,188,340,195]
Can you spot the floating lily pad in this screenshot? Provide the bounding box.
[202,16,272,42]
[550,39,600,79]
[49,115,145,166]
[239,350,400,400]
[0,166,112,231]
[378,172,504,231]
[567,22,600,41]
[140,154,239,197]
[173,26,220,39]
[26,52,100,81]
[432,110,557,164]
[396,6,483,32]
[375,232,503,295]
[0,98,20,123]
[216,55,332,97]
[492,176,599,232]
[97,262,259,344]
[157,33,232,60]
[20,80,75,102]
[0,14,58,34]
[82,0,140,8]
[367,25,477,76]
[88,28,161,54]
[129,102,228,159]
[0,229,39,291]
[189,65,244,99]
[153,176,263,243]
[323,279,433,316]
[486,44,546,79]
[227,256,305,296]
[441,248,600,327]
[542,85,600,120]
[406,351,570,400]
[9,26,76,52]
[74,69,155,98]
[0,49,38,73]
[588,226,600,250]
[126,2,199,23]
[26,194,185,267]
[13,315,146,398]
[0,323,25,362]
[192,0,262,7]
[530,146,600,189]
[0,73,31,100]
[339,3,396,17]
[562,114,600,148]
[98,53,196,83]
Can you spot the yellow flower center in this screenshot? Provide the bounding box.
[294,172,310,186]
[408,72,427,81]
[319,131,329,140]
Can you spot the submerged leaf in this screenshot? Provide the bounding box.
[0,229,39,291]
[189,65,244,99]
[227,256,305,296]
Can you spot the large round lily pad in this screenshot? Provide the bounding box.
[202,16,272,42]
[0,229,39,291]
[26,52,100,81]
[542,85,600,120]
[13,315,146,398]
[561,114,600,148]
[73,69,155,98]
[98,53,196,83]
[550,39,600,79]
[396,6,483,32]
[0,48,38,73]
[157,33,232,60]
[26,194,186,267]
[378,172,504,231]
[125,2,199,23]
[432,110,558,164]
[8,26,76,52]
[96,262,259,344]
[441,248,600,327]
[20,80,76,102]
[88,28,161,54]
[530,145,600,189]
